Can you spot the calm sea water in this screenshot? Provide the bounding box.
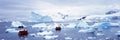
[0,22,120,40]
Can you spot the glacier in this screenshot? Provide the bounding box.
[28,12,53,22]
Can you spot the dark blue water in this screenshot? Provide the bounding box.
[0,22,120,40]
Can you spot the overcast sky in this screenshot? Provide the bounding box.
[0,0,120,21]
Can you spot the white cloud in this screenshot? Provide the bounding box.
[0,0,120,21]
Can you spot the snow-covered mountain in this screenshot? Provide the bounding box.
[105,9,120,15]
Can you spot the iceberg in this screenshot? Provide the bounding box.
[98,21,111,29]
[75,20,89,28]
[92,22,111,30]
[28,12,53,22]
[11,21,25,27]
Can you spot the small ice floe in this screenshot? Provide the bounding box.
[78,29,88,33]
[105,37,113,40]
[110,23,120,27]
[65,23,76,28]
[30,31,53,37]
[29,34,37,37]
[115,31,120,37]
[93,22,111,29]
[96,33,104,36]
[115,31,120,35]
[37,31,53,36]
[43,35,58,39]
[32,23,51,30]
[87,37,96,39]
[78,28,94,33]
[0,20,2,22]
[1,39,5,40]
[32,23,47,28]
[5,28,19,33]
[65,37,72,40]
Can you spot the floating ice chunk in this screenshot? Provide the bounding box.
[11,21,25,27]
[75,20,89,28]
[65,37,72,40]
[32,23,47,30]
[5,28,19,33]
[1,39,5,40]
[110,23,120,27]
[78,29,88,33]
[29,33,42,37]
[43,35,58,39]
[30,31,53,37]
[96,33,104,36]
[87,37,96,39]
[78,28,94,33]
[32,23,47,28]
[36,31,53,36]
[98,22,111,29]
[29,34,36,37]
[0,20,2,22]
[32,23,53,30]
[66,23,76,28]
[92,22,111,30]
[32,23,57,30]
[115,31,120,35]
